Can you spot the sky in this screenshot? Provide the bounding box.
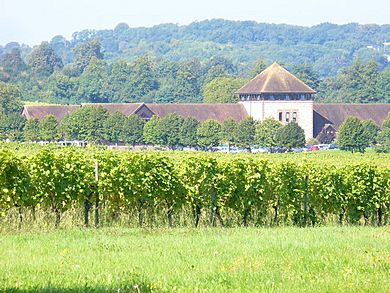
[0,0,389,46]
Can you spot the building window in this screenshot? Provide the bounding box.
[286,95,290,100]
[278,112,283,121]
[286,112,290,123]
[292,112,297,122]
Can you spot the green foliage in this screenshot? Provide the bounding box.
[220,119,238,146]
[28,42,63,78]
[337,117,370,153]
[249,59,267,78]
[143,116,162,145]
[318,59,386,103]
[203,77,247,103]
[0,48,27,80]
[39,115,59,141]
[23,119,40,142]
[292,62,320,91]
[362,119,380,145]
[255,117,283,147]
[60,106,108,142]
[0,147,389,228]
[376,113,390,153]
[126,115,145,145]
[234,117,256,148]
[0,113,26,141]
[178,117,199,146]
[73,39,103,74]
[158,113,184,148]
[275,122,305,149]
[0,82,23,115]
[103,112,129,143]
[196,119,221,148]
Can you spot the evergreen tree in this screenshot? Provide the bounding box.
[275,122,305,149]
[255,117,283,147]
[337,117,369,153]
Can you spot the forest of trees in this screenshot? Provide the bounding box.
[0,20,389,105]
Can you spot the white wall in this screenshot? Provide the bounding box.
[239,100,314,141]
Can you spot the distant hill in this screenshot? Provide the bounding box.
[1,19,389,76]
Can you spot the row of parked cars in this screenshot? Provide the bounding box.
[211,144,338,153]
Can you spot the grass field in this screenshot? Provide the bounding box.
[1,227,389,292]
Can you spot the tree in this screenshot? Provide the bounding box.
[376,68,390,103]
[203,77,247,103]
[24,119,40,141]
[128,55,159,100]
[46,73,79,104]
[60,106,108,142]
[0,113,26,141]
[0,48,27,78]
[126,115,145,145]
[179,117,199,146]
[157,113,184,148]
[28,42,63,78]
[249,59,267,78]
[275,122,305,149]
[39,115,60,141]
[362,119,380,145]
[337,117,369,153]
[220,119,238,147]
[292,62,320,91]
[73,39,104,73]
[196,119,221,148]
[77,58,110,103]
[0,82,23,115]
[255,117,283,147]
[376,113,390,153]
[103,112,129,143]
[234,117,256,149]
[143,116,163,145]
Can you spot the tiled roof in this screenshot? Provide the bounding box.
[81,103,143,116]
[236,62,316,94]
[313,103,390,137]
[22,105,80,120]
[146,103,248,122]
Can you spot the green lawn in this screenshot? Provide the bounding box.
[1,227,389,292]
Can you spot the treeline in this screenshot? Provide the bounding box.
[23,108,307,150]
[1,149,389,228]
[2,20,389,75]
[0,21,389,105]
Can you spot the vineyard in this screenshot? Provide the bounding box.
[1,146,389,229]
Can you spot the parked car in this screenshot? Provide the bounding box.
[307,145,320,151]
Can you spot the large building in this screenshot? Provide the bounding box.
[22,63,390,141]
